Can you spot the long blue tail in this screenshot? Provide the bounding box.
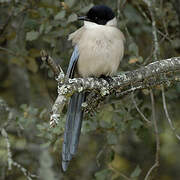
[62,92,86,171]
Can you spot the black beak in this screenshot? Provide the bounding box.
[78,16,90,21]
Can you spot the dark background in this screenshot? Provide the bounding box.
[0,0,180,179]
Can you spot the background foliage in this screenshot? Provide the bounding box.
[0,0,180,179]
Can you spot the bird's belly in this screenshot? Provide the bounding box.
[77,55,117,77]
[77,39,123,78]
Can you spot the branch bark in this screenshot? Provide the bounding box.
[45,56,180,127]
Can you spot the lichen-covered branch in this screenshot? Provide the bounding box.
[49,56,180,127]
[50,95,67,127]
[58,56,180,92]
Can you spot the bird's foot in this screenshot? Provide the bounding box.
[100,75,113,84]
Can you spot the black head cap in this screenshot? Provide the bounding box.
[79,5,115,25]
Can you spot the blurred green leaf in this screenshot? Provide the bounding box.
[176,83,180,93]
[37,124,46,131]
[172,38,180,49]
[95,169,112,180]
[43,35,56,46]
[44,24,53,34]
[26,57,38,73]
[130,165,142,178]
[54,10,66,20]
[128,42,139,56]
[1,128,7,137]
[39,23,45,34]
[65,0,76,8]
[82,120,98,133]
[131,119,143,130]
[26,31,40,41]
[67,13,78,23]
[79,3,94,13]
[38,149,56,180]
[124,4,143,23]
[24,18,39,30]
[107,133,118,145]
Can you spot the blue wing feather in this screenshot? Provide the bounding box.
[66,45,79,78]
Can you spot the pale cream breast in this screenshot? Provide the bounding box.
[68,21,125,77]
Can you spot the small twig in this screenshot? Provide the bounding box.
[160,0,169,36]
[0,98,12,128]
[131,91,151,125]
[117,0,127,20]
[0,11,13,35]
[40,50,62,78]
[109,166,131,180]
[145,90,160,180]
[151,11,160,59]
[0,46,18,56]
[144,163,158,180]
[116,85,144,97]
[161,86,174,130]
[117,0,133,43]
[1,128,12,170]
[117,0,121,20]
[136,4,151,23]
[12,161,38,180]
[143,0,160,60]
[161,85,180,140]
[157,29,173,43]
[118,172,131,180]
[96,145,107,167]
[150,90,160,164]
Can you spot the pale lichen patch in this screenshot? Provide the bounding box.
[58,85,69,94]
[82,102,88,108]
[78,87,84,92]
[100,87,110,96]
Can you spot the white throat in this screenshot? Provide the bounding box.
[106,17,117,27]
[84,21,99,29]
[84,17,117,29]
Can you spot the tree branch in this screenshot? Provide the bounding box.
[131,92,151,125]
[44,55,180,127]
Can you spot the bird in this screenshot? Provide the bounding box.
[62,4,125,171]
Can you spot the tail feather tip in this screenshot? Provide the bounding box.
[62,161,69,172]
